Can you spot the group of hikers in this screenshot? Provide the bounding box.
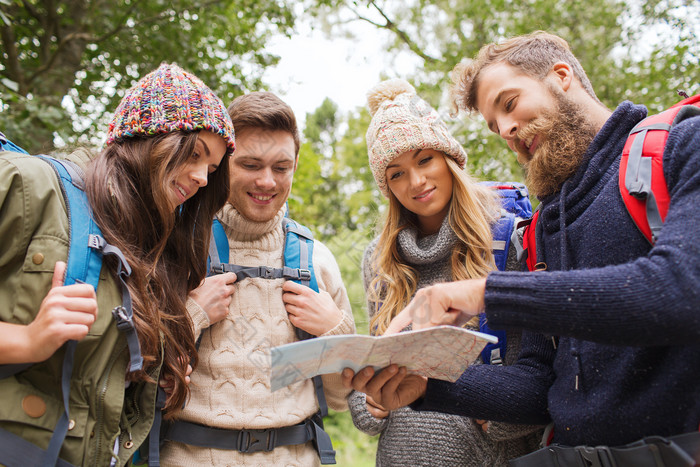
[0,30,698,467]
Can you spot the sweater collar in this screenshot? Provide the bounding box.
[397,215,457,266]
[218,203,286,242]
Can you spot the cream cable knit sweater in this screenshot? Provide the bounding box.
[161,205,355,466]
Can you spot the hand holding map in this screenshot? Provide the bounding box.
[270,325,497,391]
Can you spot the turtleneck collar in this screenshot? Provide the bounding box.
[218,203,286,242]
[397,214,457,266]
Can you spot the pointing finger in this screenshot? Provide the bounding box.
[385,308,412,335]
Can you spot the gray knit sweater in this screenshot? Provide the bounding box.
[349,217,542,466]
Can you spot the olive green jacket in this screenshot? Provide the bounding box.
[0,151,160,466]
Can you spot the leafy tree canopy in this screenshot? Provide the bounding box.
[308,0,699,183]
[1,0,295,152]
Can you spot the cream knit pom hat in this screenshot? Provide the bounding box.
[366,79,467,197]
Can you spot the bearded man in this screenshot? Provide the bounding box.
[342,31,700,466]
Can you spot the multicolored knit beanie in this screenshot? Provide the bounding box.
[366,79,467,197]
[105,63,235,155]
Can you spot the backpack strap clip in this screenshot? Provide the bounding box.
[237,428,277,453]
[286,266,312,281]
[259,266,277,279]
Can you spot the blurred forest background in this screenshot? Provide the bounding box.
[1,0,698,464]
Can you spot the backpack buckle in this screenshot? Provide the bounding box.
[299,269,311,281]
[111,305,134,332]
[260,266,276,279]
[209,263,224,275]
[88,234,106,251]
[237,428,276,453]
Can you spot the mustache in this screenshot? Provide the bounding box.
[513,117,556,164]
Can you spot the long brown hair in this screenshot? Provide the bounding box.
[85,131,230,412]
[368,157,498,335]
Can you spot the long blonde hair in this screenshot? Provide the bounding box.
[368,157,499,335]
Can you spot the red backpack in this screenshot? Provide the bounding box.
[522,94,700,271]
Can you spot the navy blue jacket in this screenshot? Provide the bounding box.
[414,102,700,447]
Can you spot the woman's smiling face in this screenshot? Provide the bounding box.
[167,130,227,212]
[386,148,453,235]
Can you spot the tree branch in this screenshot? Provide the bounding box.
[366,0,437,64]
[25,0,225,86]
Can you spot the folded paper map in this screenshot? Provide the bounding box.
[270,325,498,392]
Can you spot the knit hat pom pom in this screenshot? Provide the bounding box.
[367,79,416,116]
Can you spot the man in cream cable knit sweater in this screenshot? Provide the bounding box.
[160,92,356,466]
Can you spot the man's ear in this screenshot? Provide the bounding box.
[293,155,299,172]
[550,62,573,92]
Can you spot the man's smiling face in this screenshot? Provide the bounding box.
[228,128,297,222]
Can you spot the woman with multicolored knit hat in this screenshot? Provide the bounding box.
[347,78,542,466]
[0,63,234,466]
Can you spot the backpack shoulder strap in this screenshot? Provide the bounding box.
[522,209,541,272]
[207,217,229,275]
[282,217,318,293]
[620,94,700,243]
[282,218,334,462]
[41,157,102,289]
[478,182,534,365]
[41,156,142,369]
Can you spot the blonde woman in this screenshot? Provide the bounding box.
[348,79,542,466]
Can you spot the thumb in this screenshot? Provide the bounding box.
[385,307,413,335]
[51,261,67,289]
[226,272,238,284]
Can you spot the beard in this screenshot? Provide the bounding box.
[516,89,599,198]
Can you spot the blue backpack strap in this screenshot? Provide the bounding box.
[0,132,29,155]
[478,181,533,366]
[35,156,106,466]
[282,218,335,464]
[491,210,515,272]
[42,157,142,372]
[45,157,143,465]
[479,210,512,366]
[282,218,318,292]
[207,218,229,275]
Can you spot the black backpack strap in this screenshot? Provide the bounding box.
[0,426,76,467]
[163,417,336,464]
[210,263,312,282]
